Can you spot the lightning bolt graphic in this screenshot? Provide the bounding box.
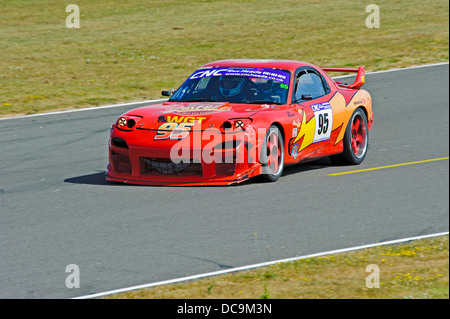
[293,109,316,151]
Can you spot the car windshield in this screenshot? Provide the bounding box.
[170,67,291,104]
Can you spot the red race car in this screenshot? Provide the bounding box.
[106,59,373,186]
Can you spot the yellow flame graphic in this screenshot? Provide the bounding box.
[293,109,316,151]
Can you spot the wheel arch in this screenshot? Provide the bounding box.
[356,105,369,121]
[342,105,368,134]
[270,121,285,142]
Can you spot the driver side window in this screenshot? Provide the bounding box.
[295,70,327,101]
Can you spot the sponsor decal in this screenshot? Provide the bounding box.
[292,119,301,138]
[353,99,366,105]
[310,101,332,112]
[291,144,299,159]
[286,111,295,117]
[188,67,290,85]
[166,115,207,123]
[164,103,231,116]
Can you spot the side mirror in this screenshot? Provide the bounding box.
[161,89,175,97]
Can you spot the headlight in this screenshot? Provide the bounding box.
[115,115,143,131]
[222,118,252,132]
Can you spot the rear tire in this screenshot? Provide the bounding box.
[259,125,284,182]
[330,108,368,165]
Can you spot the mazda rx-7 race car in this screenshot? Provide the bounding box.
[106,59,373,186]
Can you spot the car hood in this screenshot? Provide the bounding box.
[123,101,273,130]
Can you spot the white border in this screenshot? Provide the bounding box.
[3,62,448,298]
[1,62,448,121]
[73,231,449,299]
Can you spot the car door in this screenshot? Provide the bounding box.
[290,66,335,157]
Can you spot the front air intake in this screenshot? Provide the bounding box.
[111,137,129,149]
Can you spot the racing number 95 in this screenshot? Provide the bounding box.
[154,122,194,140]
[317,113,329,135]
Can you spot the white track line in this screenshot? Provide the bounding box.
[331,61,449,79]
[0,99,168,121]
[1,62,448,121]
[73,231,449,299]
[365,61,448,74]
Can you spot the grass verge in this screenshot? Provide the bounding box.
[1,0,448,117]
[105,235,449,299]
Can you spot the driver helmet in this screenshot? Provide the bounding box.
[219,76,245,97]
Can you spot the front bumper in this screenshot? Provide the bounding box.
[106,127,262,186]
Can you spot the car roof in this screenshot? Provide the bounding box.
[201,59,316,72]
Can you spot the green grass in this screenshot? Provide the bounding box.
[0,0,448,117]
[105,235,449,299]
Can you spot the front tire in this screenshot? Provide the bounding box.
[260,125,285,182]
[331,108,368,165]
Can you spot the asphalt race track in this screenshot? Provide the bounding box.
[0,64,448,299]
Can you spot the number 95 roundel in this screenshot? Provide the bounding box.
[311,102,333,143]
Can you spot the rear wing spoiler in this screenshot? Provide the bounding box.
[321,66,366,89]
